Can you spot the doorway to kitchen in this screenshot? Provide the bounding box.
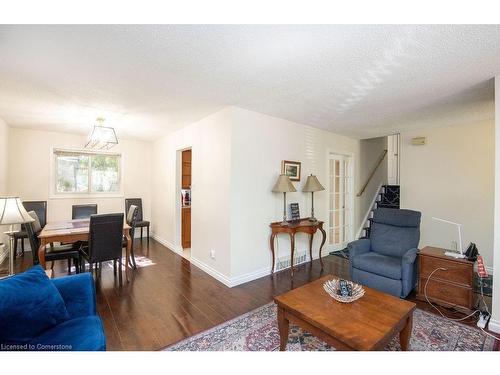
[180,148,191,260]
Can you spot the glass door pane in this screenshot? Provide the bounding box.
[328,154,353,249]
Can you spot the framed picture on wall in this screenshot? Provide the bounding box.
[281,160,301,181]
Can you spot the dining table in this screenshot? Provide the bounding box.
[37,218,132,281]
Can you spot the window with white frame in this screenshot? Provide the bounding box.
[54,150,121,194]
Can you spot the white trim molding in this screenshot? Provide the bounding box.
[488,318,500,334]
[190,256,233,287]
[190,257,270,288]
[151,233,182,255]
[229,266,271,287]
[151,235,332,288]
[192,247,329,288]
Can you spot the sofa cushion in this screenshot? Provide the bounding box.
[27,211,42,233]
[351,252,402,280]
[370,209,421,257]
[0,265,70,344]
[29,316,106,351]
[351,268,402,298]
[372,208,421,228]
[371,222,420,257]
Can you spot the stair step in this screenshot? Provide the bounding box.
[377,204,399,209]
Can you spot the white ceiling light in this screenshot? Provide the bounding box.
[85,117,118,150]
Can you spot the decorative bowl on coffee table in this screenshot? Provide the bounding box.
[323,279,365,303]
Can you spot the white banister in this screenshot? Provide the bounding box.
[356,182,383,239]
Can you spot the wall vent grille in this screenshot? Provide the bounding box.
[275,250,308,272]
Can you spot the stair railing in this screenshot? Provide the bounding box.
[356,149,388,197]
[356,182,383,239]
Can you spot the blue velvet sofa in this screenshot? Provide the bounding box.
[348,208,421,298]
[0,266,105,351]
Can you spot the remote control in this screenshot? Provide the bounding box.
[339,279,349,297]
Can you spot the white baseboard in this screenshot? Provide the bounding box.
[151,233,182,255]
[190,257,271,288]
[190,256,233,287]
[488,318,500,334]
[229,266,271,287]
[229,249,328,287]
[152,239,328,288]
[191,249,330,288]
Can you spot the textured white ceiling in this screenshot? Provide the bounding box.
[0,25,498,140]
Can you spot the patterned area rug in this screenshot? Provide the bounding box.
[329,248,349,259]
[165,302,494,351]
[107,256,156,270]
[71,256,156,273]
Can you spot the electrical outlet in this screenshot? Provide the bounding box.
[210,249,216,259]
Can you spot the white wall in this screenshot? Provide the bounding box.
[151,106,366,286]
[357,136,388,235]
[0,117,8,196]
[491,76,500,334]
[151,108,233,280]
[400,120,495,267]
[7,127,152,227]
[229,108,362,282]
[0,117,9,258]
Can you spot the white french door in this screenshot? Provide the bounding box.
[328,153,354,250]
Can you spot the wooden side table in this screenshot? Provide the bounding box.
[416,246,474,313]
[269,218,326,277]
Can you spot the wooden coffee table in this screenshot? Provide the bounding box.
[274,275,416,351]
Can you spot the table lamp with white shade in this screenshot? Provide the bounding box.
[303,174,325,222]
[0,197,34,276]
[272,174,296,226]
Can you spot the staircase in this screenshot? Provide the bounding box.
[360,185,400,239]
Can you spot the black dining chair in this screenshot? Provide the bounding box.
[25,211,81,275]
[125,198,149,243]
[123,205,139,269]
[79,213,125,284]
[14,201,47,257]
[72,204,98,219]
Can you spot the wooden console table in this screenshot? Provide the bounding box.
[416,246,474,313]
[269,218,326,276]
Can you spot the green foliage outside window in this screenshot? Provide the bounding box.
[55,151,120,194]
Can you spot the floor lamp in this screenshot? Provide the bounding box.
[0,197,34,276]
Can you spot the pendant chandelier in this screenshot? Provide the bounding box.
[85,117,118,150]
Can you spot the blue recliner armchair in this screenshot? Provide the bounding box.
[349,208,421,298]
[0,266,105,351]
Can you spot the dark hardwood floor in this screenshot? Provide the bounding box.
[1,239,498,350]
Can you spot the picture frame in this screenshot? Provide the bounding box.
[289,203,300,221]
[281,160,301,181]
